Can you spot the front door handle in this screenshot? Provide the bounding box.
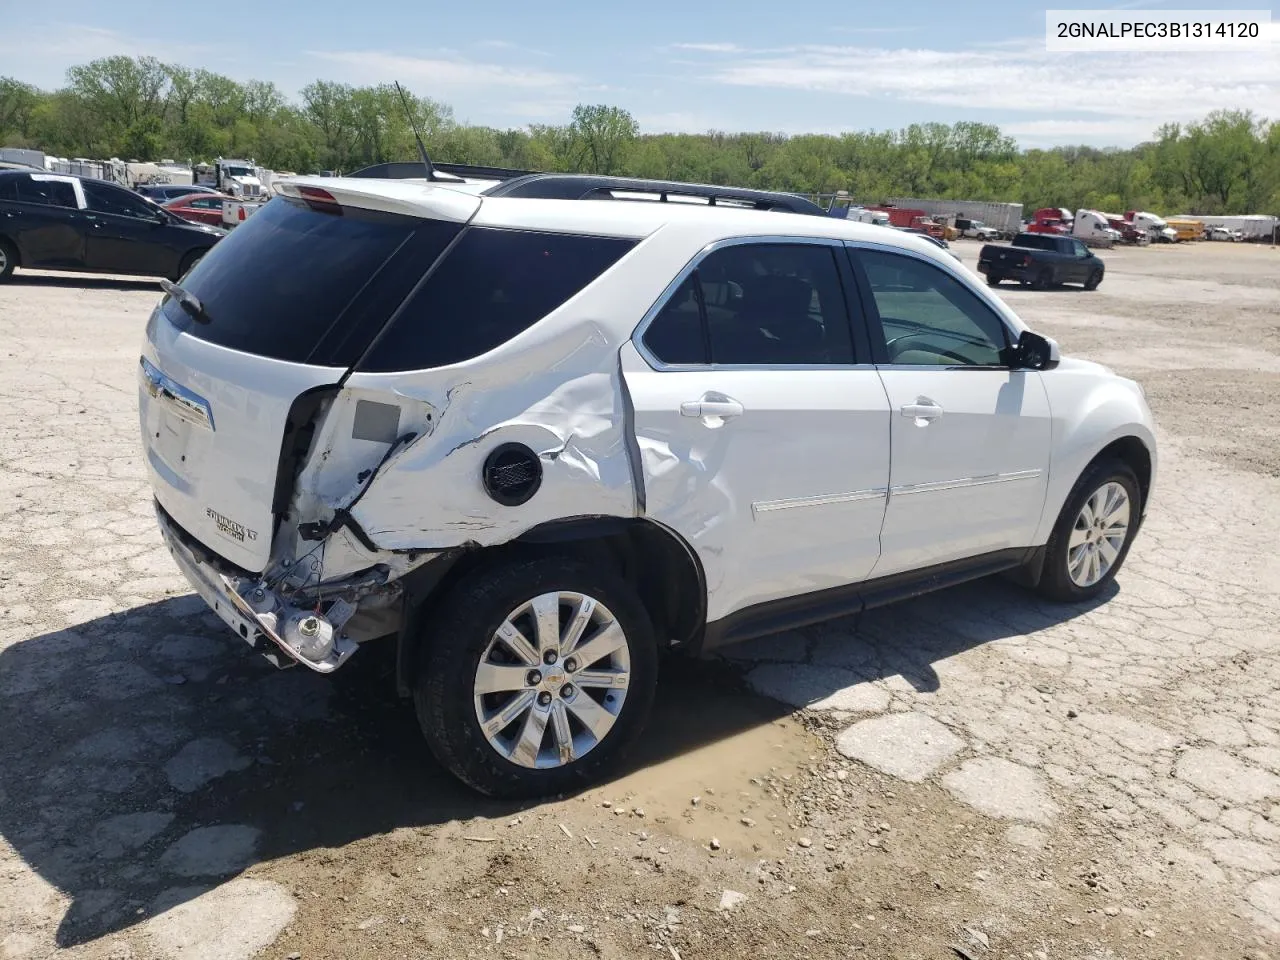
[900,399,943,422]
[680,395,744,420]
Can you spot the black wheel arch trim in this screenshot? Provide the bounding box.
[391,515,708,697]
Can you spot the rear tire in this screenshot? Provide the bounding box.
[1032,268,1053,290]
[1035,458,1141,603]
[986,274,1001,287]
[0,238,17,282]
[1084,269,1103,290]
[414,556,659,798]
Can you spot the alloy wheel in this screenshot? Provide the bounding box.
[1067,481,1130,587]
[473,591,631,769]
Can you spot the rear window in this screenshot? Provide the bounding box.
[357,227,637,372]
[165,197,462,366]
[1013,233,1052,250]
[14,176,77,208]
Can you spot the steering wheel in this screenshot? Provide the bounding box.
[884,332,972,366]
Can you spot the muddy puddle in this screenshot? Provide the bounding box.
[589,665,819,856]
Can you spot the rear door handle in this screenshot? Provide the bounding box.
[680,396,744,419]
[900,400,943,421]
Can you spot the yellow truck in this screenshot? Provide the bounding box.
[1166,218,1204,242]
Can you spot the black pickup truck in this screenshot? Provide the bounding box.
[978,232,1105,290]
[0,170,224,283]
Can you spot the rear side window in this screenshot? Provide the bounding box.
[165,198,462,366]
[642,242,856,366]
[358,228,637,372]
[15,177,77,208]
[0,177,15,202]
[642,275,705,364]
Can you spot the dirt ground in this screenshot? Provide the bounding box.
[0,239,1278,960]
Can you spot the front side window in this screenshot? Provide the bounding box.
[642,242,855,366]
[83,180,159,220]
[856,248,1009,367]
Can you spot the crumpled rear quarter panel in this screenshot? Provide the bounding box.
[335,320,638,551]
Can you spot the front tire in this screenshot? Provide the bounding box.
[1036,459,1141,602]
[414,556,659,798]
[1084,269,1103,290]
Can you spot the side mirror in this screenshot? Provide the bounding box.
[1014,330,1060,371]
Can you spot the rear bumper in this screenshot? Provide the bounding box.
[155,502,358,673]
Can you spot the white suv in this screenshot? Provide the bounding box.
[138,169,1157,797]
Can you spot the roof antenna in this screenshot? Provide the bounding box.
[394,81,462,183]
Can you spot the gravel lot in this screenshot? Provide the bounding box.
[1,240,1278,960]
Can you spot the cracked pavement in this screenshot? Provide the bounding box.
[0,242,1278,959]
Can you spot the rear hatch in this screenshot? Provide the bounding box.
[138,181,478,571]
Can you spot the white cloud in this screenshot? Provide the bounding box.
[633,110,719,133]
[670,42,744,54]
[680,34,1280,145]
[473,39,554,58]
[0,24,220,88]
[308,50,578,92]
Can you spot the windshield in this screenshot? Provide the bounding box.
[225,166,254,178]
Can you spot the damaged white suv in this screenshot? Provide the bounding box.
[139,169,1156,797]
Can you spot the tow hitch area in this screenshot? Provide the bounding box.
[156,504,401,674]
[228,580,360,673]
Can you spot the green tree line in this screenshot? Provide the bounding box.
[2,56,1278,215]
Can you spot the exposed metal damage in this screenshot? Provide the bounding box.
[218,319,644,673]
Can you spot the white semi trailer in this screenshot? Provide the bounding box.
[887,197,1024,238]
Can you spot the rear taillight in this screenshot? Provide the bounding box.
[237,207,246,221]
[297,186,342,215]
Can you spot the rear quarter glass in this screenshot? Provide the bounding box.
[357,227,637,373]
[164,197,462,367]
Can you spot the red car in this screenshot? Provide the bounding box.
[163,193,230,227]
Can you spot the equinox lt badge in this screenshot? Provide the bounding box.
[206,507,258,543]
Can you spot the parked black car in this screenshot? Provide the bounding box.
[977,232,1104,290]
[0,171,224,282]
[136,183,222,203]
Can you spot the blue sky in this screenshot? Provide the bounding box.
[1,0,1276,147]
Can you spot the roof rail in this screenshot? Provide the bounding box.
[346,160,538,181]
[483,174,829,216]
[343,162,830,217]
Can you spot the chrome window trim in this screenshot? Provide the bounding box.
[630,234,875,373]
[842,238,1023,365]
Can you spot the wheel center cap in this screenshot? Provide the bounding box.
[542,667,566,688]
